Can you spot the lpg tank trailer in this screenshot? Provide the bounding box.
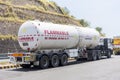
[8,20,113,69]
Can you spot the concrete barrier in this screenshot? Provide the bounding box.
[0,53,8,59]
[0,64,20,69]
[0,58,21,69]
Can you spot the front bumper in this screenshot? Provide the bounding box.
[9,56,31,64]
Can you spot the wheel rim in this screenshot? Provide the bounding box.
[40,56,49,68]
[107,51,111,58]
[61,54,68,66]
[93,53,97,61]
[51,55,59,67]
[42,58,47,66]
[98,53,101,60]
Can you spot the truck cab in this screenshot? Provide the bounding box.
[98,37,113,56]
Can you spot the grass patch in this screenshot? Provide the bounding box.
[38,0,48,10]
[0,34,17,40]
[0,16,25,23]
[0,61,9,65]
[0,0,71,19]
[48,1,57,9]
[25,4,45,11]
[14,9,35,20]
[0,0,81,26]
[13,4,67,17]
[0,0,11,6]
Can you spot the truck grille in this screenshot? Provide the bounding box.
[16,57,22,62]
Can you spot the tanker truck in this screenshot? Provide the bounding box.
[8,20,113,69]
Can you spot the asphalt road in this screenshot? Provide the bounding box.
[0,55,120,80]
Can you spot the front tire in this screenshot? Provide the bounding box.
[107,51,111,58]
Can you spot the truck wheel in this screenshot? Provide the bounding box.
[92,52,97,61]
[76,58,81,61]
[107,51,111,58]
[39,55,49,69]
[20,64,31,68]
[51,55,59,67]
[60,54,68,66]
[97,52,101,60]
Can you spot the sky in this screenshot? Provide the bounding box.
[51,0,120,38]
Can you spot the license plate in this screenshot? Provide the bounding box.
[25,57,30,61]
[10,57,15,62]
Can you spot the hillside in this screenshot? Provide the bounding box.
[0,0,82,53]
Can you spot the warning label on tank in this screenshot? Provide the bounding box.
[18,37,34,42]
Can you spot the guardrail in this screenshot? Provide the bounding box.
[0,53,9,59]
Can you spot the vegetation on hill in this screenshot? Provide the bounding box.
[0,0,82,40]
[0,0,79,22]
[79,19,90,27]
[95,27,105,37]
[0,0,82,53]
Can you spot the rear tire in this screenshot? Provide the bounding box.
[60,54,68,66]
[20,64,31,68]
[97,52,101,60]
[51,55,59,67]
[92,52,97,61]
[39,55,49,69]
[76,58,81,61]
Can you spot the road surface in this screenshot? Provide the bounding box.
[0,55,120,80]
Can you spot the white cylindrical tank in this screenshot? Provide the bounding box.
[18,20,100,51]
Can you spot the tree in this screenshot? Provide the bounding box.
[95,27,105,36]
[95,27,102,33]
[62,7,70,15]
[79,19,90,27]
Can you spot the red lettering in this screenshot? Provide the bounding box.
[18,37,34,42]
[44,30,48,35]
[44,30,69,36]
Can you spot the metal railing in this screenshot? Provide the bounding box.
[0,53,9,59]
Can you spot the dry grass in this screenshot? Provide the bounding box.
[0,16,25,22]
[0,0,73,20]
[0,61,9,65]
[0,35,17,40]
[0,0,71,18]
[0,0,81,26]
[13,4,70,18]
[15,4,45,11]
[0,0,11,6]
[48,1,57,9]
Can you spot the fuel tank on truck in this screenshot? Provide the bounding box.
[18,20,100,51]
[18,20,79,51]
[77,27,100,49]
